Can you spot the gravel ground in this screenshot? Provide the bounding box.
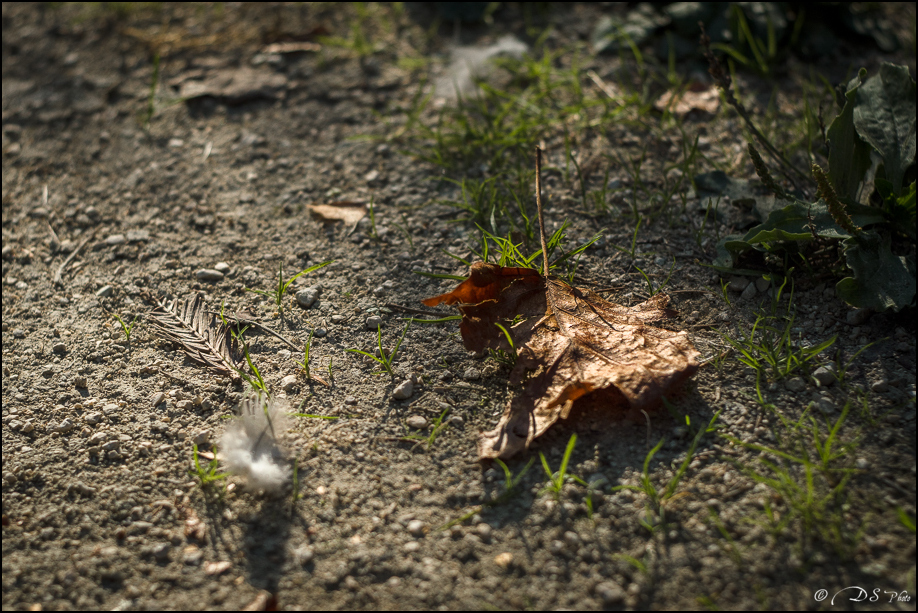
[2,3,915,610]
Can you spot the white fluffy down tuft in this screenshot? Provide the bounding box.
[220,393,290,493]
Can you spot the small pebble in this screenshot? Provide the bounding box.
[104,234,126,246]
[84,412,103,425]
[53,418,75,433]
[846,308,871,326]
[406,415,428,430]
[785,377,807,392]
[596,581,626,605]
[296,288,319,309]
[193,430,211,446]
[812,366,836,387]
[52,342,67,354]
[344,396,358,406]
[403,541,420,552]
[755,277,770,292]
[463,368,481,381]
[856,458,869,470]
[728,276,750,293]
[393,379,414,400]
[331,315,346,324]
[214,262,231,274]
[281,374,298,393]
[293,546,314,565]
[151,392,165,407]
[448,415,464,427]
[365,315,383,329]
[476,523,492,540]
[740,283,757,301]
[815,397,836,414]
[313,327,327,337]
[870,380,889,393]
[175,400,193,411]
[406,519,425,537]
[73,376,88,388]
[195,269,224,282]
[95,285,114,298]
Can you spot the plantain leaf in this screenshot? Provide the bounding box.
[826,69,872,201]
[836,231,916,312]
[853,63,917,195]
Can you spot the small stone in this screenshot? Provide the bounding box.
[214,262,231,274]
[870,380,889,393]
[183,547,204,566]
[104,234,126,246]
[785,377,807,392]
[855,458,869,470]
[406,415,428,430]
[151,392,165,407]
[282,374,298,393]
[596,581,626,605]
[53,419,75,433]
[476,523,492,540]
[193,430,211,446]
[815,397,836,414]
[403,541,420,553]
[84,412,103,425]
[365,169,380,183]
[812,366,836,387]
[73,376,88,388]
[728,276,750,293]
[448,415,464,427]
[12,328,25,338]
[331,315,346,324]
[204,561,233,576]
[95,285,114,298]
[52,342,67,354]
[493,552,513,567]
[174,399,192,411]
[406,519,425,537]
[755,277,770,292]
[152,543,171,561]
[365,316,383,329]
[195,269,224,282]
[296,288,319,309]
[373,285,387,297]
[463,368,481,381]
[393,380,414,400]
[344,396,358,405]
[846,308,871,326]
[740,283,757,301]
[293,546,314,565]
[126,230,150,242]
[313,327,327,337]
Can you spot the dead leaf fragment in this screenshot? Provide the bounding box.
[307,201,367,226]
[424,263,700,460]
[653,83,720,116]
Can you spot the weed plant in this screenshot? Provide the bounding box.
[112,313,139,342]
[347,321,411,376]
[245,261,331,316]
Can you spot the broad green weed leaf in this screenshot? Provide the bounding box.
[853,63,917,195]
[826,69,872,201]
[836,231,916,312]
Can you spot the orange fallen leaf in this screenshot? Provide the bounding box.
[307,201,367,226]
[424,262,699,459]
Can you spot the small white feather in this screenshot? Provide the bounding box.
[220,392,289,493]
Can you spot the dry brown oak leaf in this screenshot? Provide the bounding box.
[423,262,700,460]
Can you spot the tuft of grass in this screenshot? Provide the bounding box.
[440,457,535,531]
[295,329,315,379]
[539,433,578,500]
[112,313,140,342]
[401,406,451,450]
[723,402,865,559]
[189,444,229,491]
[347,320,411,376]
[614,411,721,533]
[245,260,332,317]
